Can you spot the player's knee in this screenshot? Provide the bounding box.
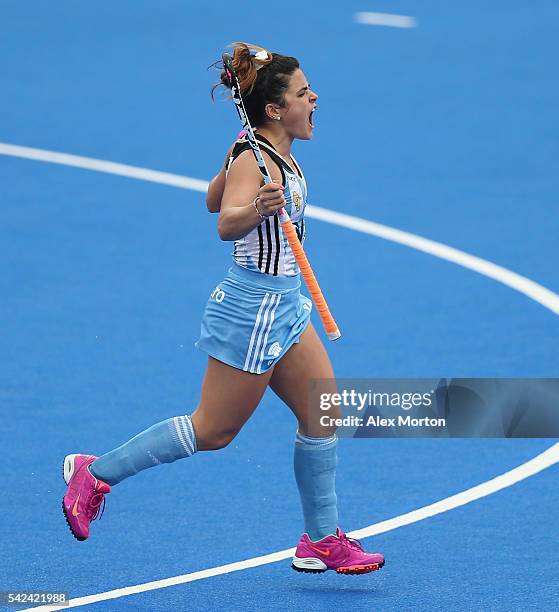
[200,428,239,451]
[298,408,339,438]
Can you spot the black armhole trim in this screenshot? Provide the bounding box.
[230,138,288,186]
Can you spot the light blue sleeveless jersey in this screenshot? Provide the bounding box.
[226,137,307,277]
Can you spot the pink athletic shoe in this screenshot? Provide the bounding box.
[292,528,385,575]
[62,454,111,541]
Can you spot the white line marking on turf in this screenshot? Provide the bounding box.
[0,143,210,192]
[305,206,559,316]
[1,142,558,316]
[22,443,559,611]
[355,11,417,28]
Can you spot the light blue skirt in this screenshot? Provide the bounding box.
[195,263,312,374]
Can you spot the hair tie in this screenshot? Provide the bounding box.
[253,49,271,70]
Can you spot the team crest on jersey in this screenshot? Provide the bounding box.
[292,191,302,211]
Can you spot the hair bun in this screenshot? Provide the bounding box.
[229,42,273,95]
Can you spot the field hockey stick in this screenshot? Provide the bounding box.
[222,53,341,341]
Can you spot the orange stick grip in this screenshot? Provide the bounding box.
[280,217,341,340]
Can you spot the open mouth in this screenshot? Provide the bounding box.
[309,105,317,128]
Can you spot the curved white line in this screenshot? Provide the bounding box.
[1,142,558,316]
[23,442,559,611]
[306,206,559,316]
[0,142,210,192]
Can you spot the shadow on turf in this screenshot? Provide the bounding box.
[295,585,382,595]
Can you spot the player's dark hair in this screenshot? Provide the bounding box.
[212,42,300,127]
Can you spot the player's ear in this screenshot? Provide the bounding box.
[264,103,281,122]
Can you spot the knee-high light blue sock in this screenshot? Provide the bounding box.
[89,415,197,486]
[293,431,338,542]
